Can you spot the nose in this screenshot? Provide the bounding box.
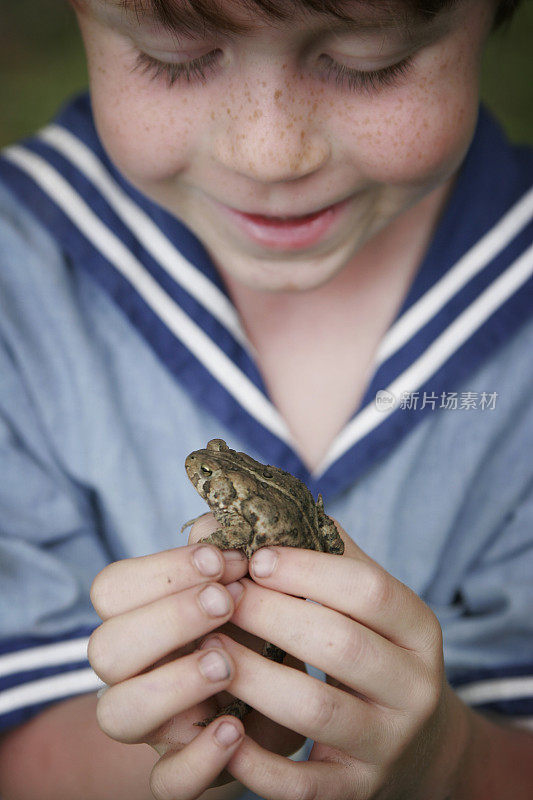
[212,83,330,184]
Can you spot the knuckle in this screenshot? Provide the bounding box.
[300,686,339,732]
[362,566,392,612]
[334,622,365,665]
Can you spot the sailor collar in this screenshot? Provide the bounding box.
[1,95,532,498]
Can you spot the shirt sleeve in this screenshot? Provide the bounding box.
[443,482,533,729]
[0,184,106,733]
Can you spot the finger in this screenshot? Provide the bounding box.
[202,635,395,761]
[96,647,234,743]
[227,735,372,800]
[150,717,244,800]
[91,544,247,620]
[230,579,421,709]
[249,545,440,655]
[88,581,243,684]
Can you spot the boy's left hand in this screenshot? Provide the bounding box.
[208,523,472,799]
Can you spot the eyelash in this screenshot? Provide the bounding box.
[134,49,414,93]
[134,50,221,86]
[319,54,413,93]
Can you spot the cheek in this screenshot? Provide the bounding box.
[91,85,197,184]
[335,32,483,186]
[84,33,198,185]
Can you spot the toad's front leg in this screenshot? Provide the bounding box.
[198,526,251,552]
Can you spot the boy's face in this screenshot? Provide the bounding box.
[74,0,493,291]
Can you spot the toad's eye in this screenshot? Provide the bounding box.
[263,470,274,479]
[200,465,213,476]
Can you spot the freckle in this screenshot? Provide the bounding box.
[210,111,215,120]
[274,90,282,101]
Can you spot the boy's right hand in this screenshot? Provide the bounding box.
[88,515,303,799]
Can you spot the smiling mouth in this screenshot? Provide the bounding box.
[237,203,342,225]
[218,198,350,251]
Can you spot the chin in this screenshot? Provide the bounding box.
[223,248,352,293]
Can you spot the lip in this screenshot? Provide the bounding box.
[215,198,351,251]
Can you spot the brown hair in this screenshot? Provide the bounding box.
[119,0,523,35]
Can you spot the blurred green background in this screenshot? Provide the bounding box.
[0,0,532,147]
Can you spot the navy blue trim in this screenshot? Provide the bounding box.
[0,95,531,499]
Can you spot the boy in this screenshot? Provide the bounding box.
[0,0,532,797]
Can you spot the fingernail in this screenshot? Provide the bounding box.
[251,548,277,578]
[199,585,230,616]
[199,635,222,650]
[222,549,246,562]
[215,721,242,746]
[225,581,244,604]
[198,650,230,682]
[193,546,222,576]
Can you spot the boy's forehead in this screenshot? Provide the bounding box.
[95,0,459,35]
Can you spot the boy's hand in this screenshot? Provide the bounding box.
[88,515,303,799]
[211,523,471,800]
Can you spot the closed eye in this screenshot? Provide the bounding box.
[134,49,222,86]
[318,54,414,93]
